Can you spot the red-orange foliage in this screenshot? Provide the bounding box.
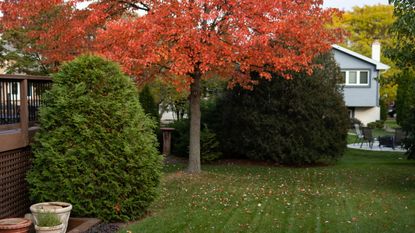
[1,0,343,172]
[1,0,341,87]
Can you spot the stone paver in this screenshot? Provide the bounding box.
[347,142,406,152]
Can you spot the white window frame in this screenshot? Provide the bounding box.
[341,70,370,86]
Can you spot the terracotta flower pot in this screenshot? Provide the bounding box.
[30,202,72,233]
[34,224,63,233]
[0,218,32,233]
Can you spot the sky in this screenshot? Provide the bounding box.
[323,0,391,11]
[76,1,391,12]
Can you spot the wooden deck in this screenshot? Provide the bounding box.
[0,74,51,152]
[0,74,51,218]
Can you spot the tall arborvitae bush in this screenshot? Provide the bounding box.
[396,69,415,127]
[139,85,159,121]
[217,53,349,165]
[395,69,415,159]
[28,55,162,222]
[404,107,415,159]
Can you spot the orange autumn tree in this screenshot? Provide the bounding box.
[1,0,342,173]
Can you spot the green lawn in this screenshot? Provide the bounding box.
[122,149,415,233]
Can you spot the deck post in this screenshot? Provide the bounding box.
[20,79,29,146]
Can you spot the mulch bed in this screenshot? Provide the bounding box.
[163,155,187,164]
[83,223,126,233]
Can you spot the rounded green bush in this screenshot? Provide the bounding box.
[217,53,349,165]
[28,55,162,222]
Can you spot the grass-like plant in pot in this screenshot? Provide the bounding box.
[34,212,63,233]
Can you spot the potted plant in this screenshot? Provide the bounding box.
[30,202,72,233]
[34,212,63,233]
[0,218,32,233]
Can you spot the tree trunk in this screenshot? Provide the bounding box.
[188,70,202,173]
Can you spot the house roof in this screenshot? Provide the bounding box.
[332,44,390,71]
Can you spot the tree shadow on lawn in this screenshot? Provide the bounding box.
[354,167,415,193]
[210,158,337,168]
[340,149,414,163]
[164,149,415,175]
[382,174,415,192]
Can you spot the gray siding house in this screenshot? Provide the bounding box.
[332,43,390,126]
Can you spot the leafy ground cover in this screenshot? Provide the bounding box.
[347,134,358,144]
[385,119,400,129]
[121,149,415,233]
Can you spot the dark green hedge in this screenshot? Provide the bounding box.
[216,53,349,165]
[396,69,415,127]
[168,98,223,162]
[396,69,415,159]
[169,117,222,163]
[139,85,159,121]
[28,55,162,222]
[404,106,415,159]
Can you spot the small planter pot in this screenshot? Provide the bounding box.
[30,202,72,233]
[0,218,32,233]
[34,224,63,233]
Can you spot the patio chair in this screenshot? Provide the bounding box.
[394,128,407,148]
[379,135,394,150]
[361,127,374,149]
[354,124,364,144]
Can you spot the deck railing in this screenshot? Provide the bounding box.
[0,74,52,152]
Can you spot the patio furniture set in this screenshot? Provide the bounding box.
[354,124,407,150]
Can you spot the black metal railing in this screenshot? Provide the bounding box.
[0,79,21,125]
[0,75,52,127]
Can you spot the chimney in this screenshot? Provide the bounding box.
[372,40,381,62]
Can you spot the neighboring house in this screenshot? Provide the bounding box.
[332,42,390,126]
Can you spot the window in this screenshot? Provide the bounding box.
[360,71,369,84]
[349,71,357,84]
[341,71,346,83]
[341,70,370,86]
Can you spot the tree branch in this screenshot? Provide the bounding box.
[117,1,150,12]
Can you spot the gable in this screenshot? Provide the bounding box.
[332,49,377,71]
[331,45,390,71]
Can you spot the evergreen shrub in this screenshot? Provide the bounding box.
[28,55,162,222]
[139,85,161,152]
[367,120,385,129]
[139,85,159,121]
[200,125,223,162]
[169,111,223,162]
[169,97,223,163]
[403,107,415,159]
[396,69,415,126]
[395,69,415,159]
[169,119,190,157]
[380,97,388,121]
[217,53,349,165]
